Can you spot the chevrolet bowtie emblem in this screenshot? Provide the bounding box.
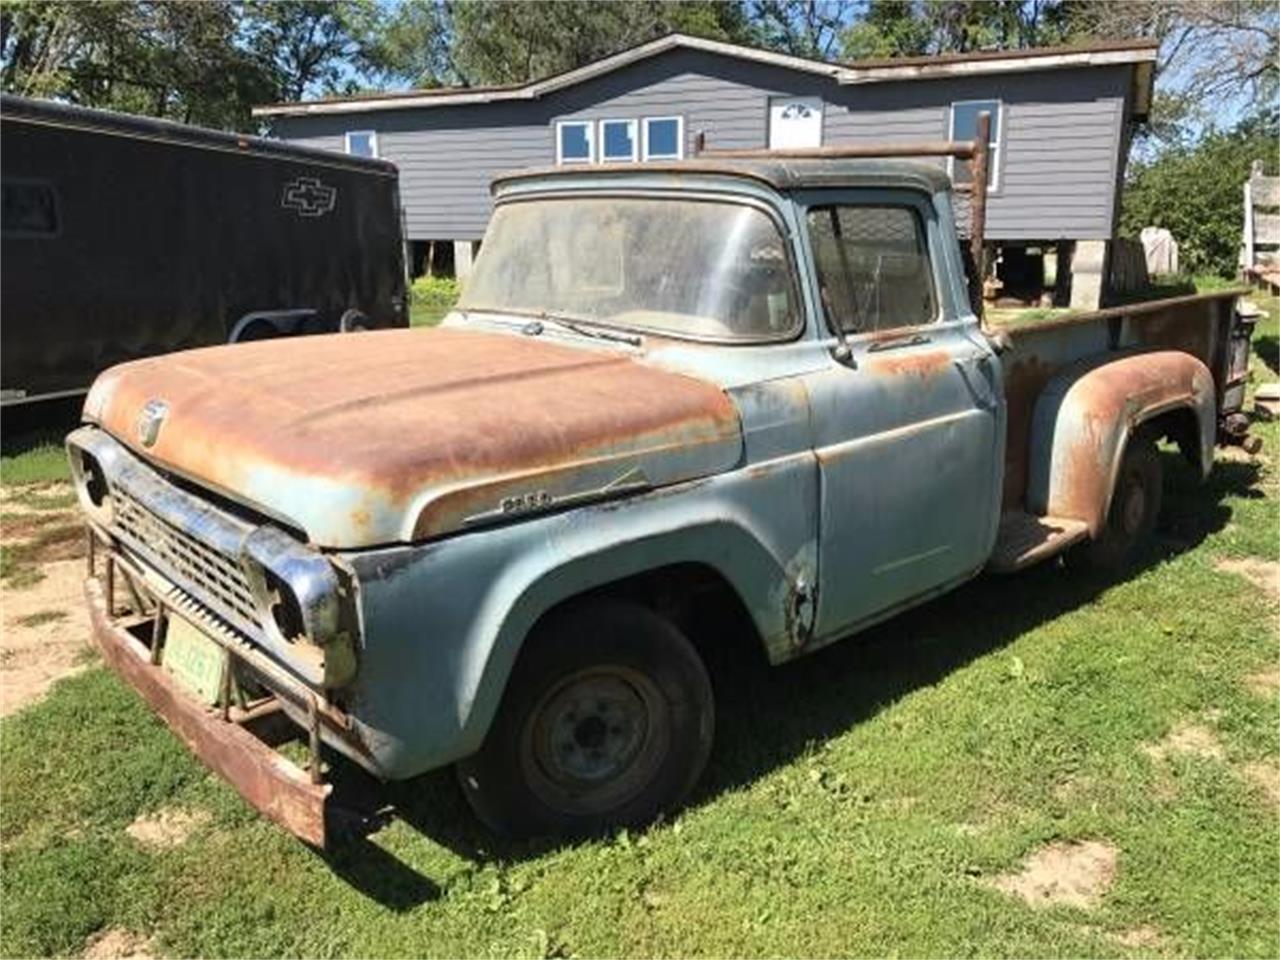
[137,399,168,448]
[281,176,337,218]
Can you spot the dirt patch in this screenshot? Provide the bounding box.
[81,928,154,960]
[1242,761,1280,810]
[987,840,1118,909]
[1142,722,1225,762]
[125,807,212,849]
[1245,668,1280,698]
[1110,925,1169,950]
[0,558,94,717]
[0,482,75,517]
[1215,558,1280,603]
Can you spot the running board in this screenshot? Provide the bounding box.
[989,512,1089,573]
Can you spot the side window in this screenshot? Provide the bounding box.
[806,204,937,334]
[345,130,377,158]
[2,179,60,238]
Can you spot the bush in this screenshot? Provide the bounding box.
[1120,112,1278,278]
[409,275,460,327]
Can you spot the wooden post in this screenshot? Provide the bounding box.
[969,111,991,320]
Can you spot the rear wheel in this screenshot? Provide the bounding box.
[1074,428,1163,571]
[456,600,714,838]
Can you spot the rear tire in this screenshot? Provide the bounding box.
[456,600,714,838]
[1074,428,1163,571]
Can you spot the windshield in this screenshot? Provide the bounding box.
[458,197,799,341]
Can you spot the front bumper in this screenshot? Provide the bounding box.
[85,572,337,847]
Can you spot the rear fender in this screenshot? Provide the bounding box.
[1028,350,1214,535]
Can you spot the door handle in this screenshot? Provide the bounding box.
[866,333,932,353]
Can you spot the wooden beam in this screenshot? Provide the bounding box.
[969,111,991,320]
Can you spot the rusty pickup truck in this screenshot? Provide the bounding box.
[68,155,1258,845]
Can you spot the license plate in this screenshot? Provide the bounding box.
[162,616,227,705]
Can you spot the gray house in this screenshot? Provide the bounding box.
[255,33,1157,309]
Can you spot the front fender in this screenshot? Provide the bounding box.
[1028,350,1214,535]
[341,453,817,778]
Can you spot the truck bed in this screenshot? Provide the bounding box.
[997,289,1249,513]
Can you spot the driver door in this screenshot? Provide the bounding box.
[797,189,1003,641]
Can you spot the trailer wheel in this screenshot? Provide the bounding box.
[456,600,714,838]
[1075,428,1163,571]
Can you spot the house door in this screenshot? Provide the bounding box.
[769,96,823,150]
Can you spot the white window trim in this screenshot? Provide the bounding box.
[344,129,378,158]
[556,120,595,164]
[599,118,640,162]
[642,115,685,160]
[947,100,1002,193]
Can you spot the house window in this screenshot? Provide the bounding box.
[556,120,594,164]
[345,130,378,158]
[949,100,1000,190]
[643,116,684,160]
[600,119,638,162]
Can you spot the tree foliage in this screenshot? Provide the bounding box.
[842,0,1071,60]
[0,0,374,129]
[1120,110,1280,277]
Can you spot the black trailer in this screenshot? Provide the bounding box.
[1,95,408,406]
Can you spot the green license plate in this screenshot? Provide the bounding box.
[162,616,227,705]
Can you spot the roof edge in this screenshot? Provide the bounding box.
[254,33,1161,118]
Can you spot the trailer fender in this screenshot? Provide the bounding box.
[1027,350,1215,535]
[228,308,318,342]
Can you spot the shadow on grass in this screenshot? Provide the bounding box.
[321,453,1258,908]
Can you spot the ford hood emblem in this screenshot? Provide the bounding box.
[137,399,169,448]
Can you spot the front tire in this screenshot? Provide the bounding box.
[456,600,714,838]
[1075,428,1163,571]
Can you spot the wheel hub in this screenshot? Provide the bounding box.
[524,666,667,815]
[1122,477,1146,535]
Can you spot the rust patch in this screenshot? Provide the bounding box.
[86,578,333,847]
[90,327,740,545]
[1001,354,1056,508]
[863,349,950,379]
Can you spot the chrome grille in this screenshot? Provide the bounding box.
[112,487,260,634]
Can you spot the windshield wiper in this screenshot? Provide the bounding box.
[537,310,642,347]
[461,304,642,346]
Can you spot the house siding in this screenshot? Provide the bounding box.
[271,48,1132,243]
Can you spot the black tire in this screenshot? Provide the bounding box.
[1074,428,1163,571]
[456,599,714,838]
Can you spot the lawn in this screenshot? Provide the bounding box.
[0,295,1276,958]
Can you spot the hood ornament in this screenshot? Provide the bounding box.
[137,399,168,448]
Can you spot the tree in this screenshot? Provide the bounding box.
[0,0,374,130]
[1120,110,1280,276]
[841,0,1072,60]
[367,1,759,88]
[749,0,854,60]
[1064,1,1279,148]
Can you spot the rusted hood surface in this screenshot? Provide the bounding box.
[84,327,742,547]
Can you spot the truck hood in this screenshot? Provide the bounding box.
[84,327,742,548]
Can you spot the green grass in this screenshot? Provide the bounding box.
[0,309,1276,959]
[1,441,69,487]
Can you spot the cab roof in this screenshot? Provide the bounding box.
[492,157,953,197]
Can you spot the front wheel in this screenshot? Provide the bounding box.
[456,600,714,838]
[1073,428,1163,571]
